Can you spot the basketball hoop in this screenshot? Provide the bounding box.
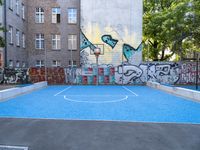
[94,48,101,57]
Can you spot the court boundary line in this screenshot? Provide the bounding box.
[64,95,128,103]
[54,86,72,97]
[122,86,138,96]
[56,95,136,97]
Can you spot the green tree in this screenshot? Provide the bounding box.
[143,0,200,61]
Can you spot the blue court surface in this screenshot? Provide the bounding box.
[0,85,200,124]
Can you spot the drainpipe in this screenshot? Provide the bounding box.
[3,0,7,67]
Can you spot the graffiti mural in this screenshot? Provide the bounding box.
[101,35,118,49]
[3,68,29,84]
[80,31,96,51]
[81,0,143,65]
[123,43,142,64]
[113,62,180,85]
[115,64,143,84]
[180,62,200,84]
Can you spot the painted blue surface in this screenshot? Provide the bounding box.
[0,86,200,124]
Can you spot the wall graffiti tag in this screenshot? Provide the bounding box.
[3,68,29,84]
[123,43,142,63]
[101,35,118,49]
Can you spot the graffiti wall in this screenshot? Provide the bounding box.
[80,0,143,66]
[3,68,29,84]
[179,62,200,84]
[75,62,181,85]
[29,67,65,84]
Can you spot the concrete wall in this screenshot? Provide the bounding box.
[0,81,47,101]
[147,81,200,102]
[80,0,143,66]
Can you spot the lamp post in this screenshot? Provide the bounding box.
[94,48,101,85]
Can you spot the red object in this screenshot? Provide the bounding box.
[104,76,109,84]
[110,67,115,76]
[98,68,104,76]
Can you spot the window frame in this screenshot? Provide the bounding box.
[22,33,25,48]
[16,0,20,15]
[9,60,13,67]
[68,34,77,50]
[68,8,77,24]
[16,29,20,47]
[52,60,61,67]
[52,7,61,23]
[35,7,44,23]
[8,26,13,44]
[36,60,45,67]
[52,34,61,50]
[9,0,13,10]
[35,33,45,49]
[22,3,25,20]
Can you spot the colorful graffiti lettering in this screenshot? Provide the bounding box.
[80,31,96,51]
[101,35,118,49]
[123,43,142,62]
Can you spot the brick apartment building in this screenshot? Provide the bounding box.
[1,0,80,68]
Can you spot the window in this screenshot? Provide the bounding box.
[35,34,44,49]
[8,26,13,44]
[22,33,25,48]
[9,60,13,67]
[16,60,20,67]
[52,34,61,50]
[16,0,19,15]
[52,8,61,23]
[68,8,77,24]
[16,29,20,46]
[9,0,13,10]
[69,60,77,67]
[36,60,44,67]
[35,8,44,23]
[22,3,25,19]
[68,35,77,50]
[52,60,61,67]
[22,61,26,68]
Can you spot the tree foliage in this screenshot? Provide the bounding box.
[143,0,200,61]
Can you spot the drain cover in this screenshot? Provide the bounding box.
[0,145,28,150]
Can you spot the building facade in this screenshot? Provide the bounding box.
[27,0,80,68]
[1,0,80,68]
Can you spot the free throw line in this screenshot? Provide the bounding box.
[122,86,138,96]
[54,86,72,96]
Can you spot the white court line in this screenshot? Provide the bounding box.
[64,95,128,104]
[54,86,72,96]
[122,86,138,97]
[58,95,134,97]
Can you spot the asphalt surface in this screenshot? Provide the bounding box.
[0,118,200,150]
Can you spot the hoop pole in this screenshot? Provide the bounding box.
[96,55,99,86]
